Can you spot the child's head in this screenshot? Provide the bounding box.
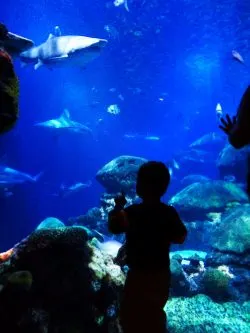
[136,161,170,200]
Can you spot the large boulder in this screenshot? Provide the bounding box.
[216,144,250,182]
[169,180,248,221]
[96,155,147,193]
[36,217,65,230]
[211,205,250,255]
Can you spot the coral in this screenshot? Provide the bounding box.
[6,270,33,291]
[201,267,231,301]
[88,241,125,286]
[36,217,65,230]
[0,248,14,263]
[211,205,250,254]
[0,227,123,333]
[5,76,19,96]
[166,294,250,333]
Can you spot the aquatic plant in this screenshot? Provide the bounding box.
[4,77,19,103]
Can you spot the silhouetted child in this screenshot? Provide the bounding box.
[108,161,187,333]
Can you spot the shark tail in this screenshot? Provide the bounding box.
[33,172,44,182]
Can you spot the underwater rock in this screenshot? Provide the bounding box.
[205,206,250,302]
[169,180,248,221]
[210,205,250,255]
[36,217,65,230]
[216,144,250,182]
[166,294,250,333]
[0,227,123,333]
[170,257,190,296]
[96,155,147,193]
[200,267,232,301]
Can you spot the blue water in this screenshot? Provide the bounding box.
[1,0,250,250]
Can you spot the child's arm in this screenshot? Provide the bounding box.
[168,206,187,244]
[108,207,129,234]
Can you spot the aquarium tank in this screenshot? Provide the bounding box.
[0,0,250,332]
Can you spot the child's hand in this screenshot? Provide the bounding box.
[219,114,237,135]
[115,191,127,208]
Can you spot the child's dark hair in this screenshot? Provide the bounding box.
[136,161,170,199]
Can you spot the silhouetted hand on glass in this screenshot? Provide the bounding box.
[219,114,237,135]
[115,192,127,208]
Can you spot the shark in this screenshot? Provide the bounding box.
[0,165,42,187]
[19,26,108,70]
[35,109,93,135]
[58,180,92,198]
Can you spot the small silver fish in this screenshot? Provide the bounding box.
[144,136,160,141]
[173,159,180,170]
[113,0,129,12]
[232,50,244,64]
[216,103,223,119]
[107,104,120,115]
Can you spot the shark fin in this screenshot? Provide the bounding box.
[33,172,44,182]
[54,26,62,37]
[47,33,54,40]
[34,59,43,70]
[61,109,71,120]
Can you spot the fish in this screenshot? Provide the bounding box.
[189,132,225,151]
[168,159,180,177]
[216,103,223,120]
[113,0,129,12]
[123,134,161,141]
[91,229,123,257]
[94,232,123,257]
[0,165,43,186]
[104,25,119,40]
[172,159,180,170]
[0,187,13,198]
[35,109,92,135]
[232,50,244,64]
[144,136,160,141]
[107,104,120,115]
[19,26,108,70]
[58,180,92,198]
